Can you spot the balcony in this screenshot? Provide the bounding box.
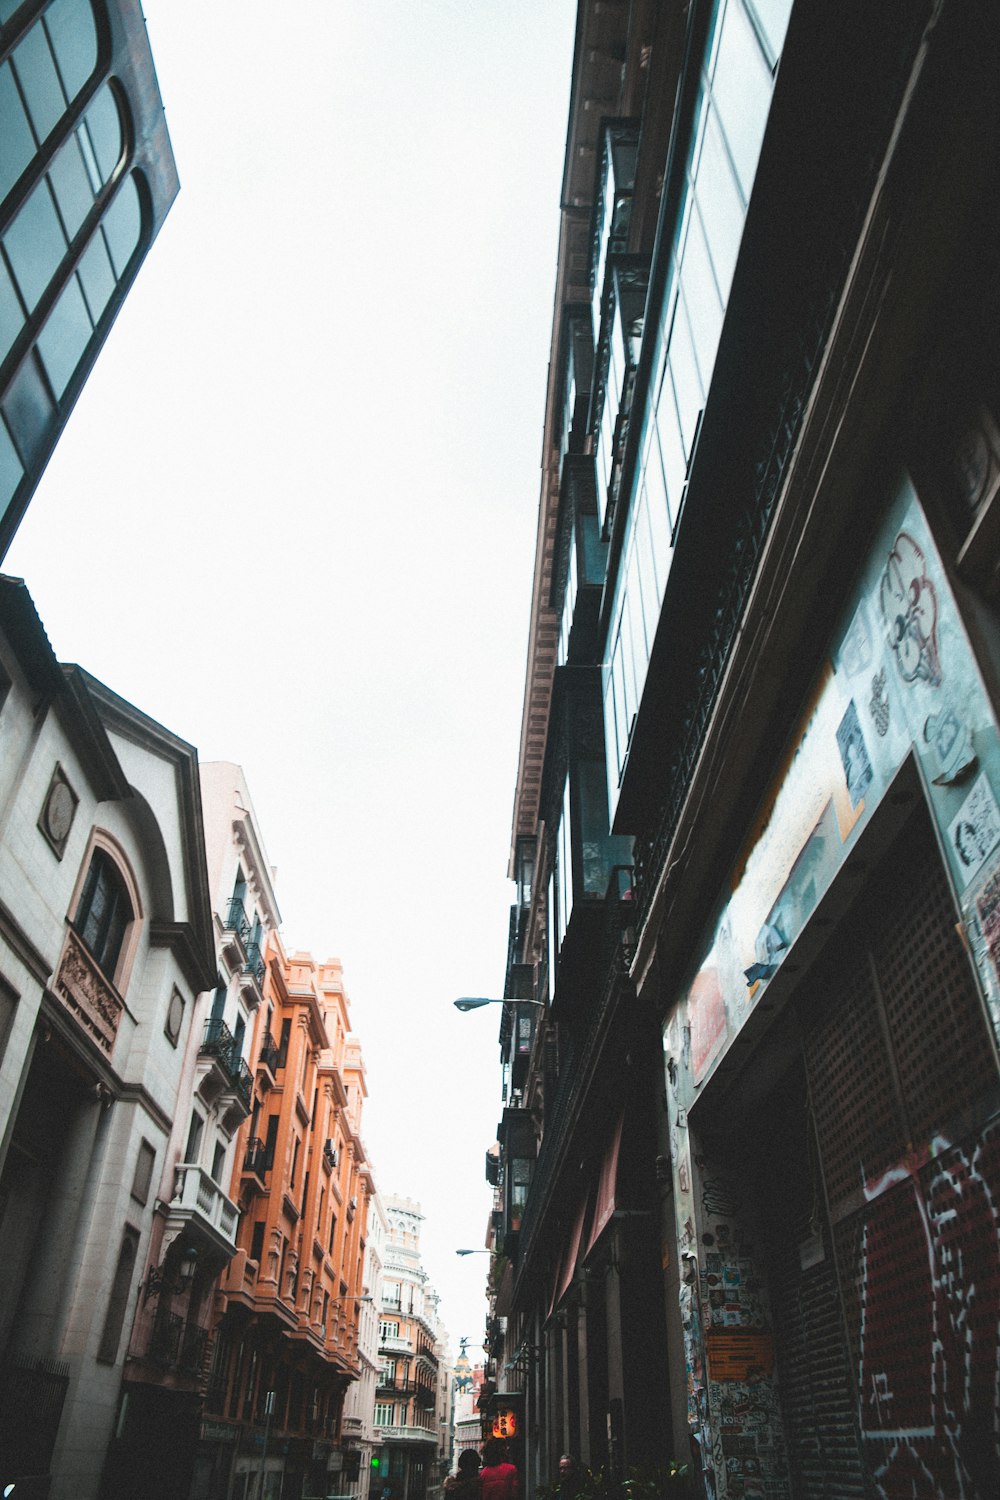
[238,940,266,1009]
[52,927,124,1056]
[219,894,250,971]
[380,1334,411,1355]
[589,120,640,348]
[197,1018,253,1122]
[167,1163,240,1257]
[256,1029,280,1086]
[148,1312,208,1376]
[242,1136,268,1186]
[376,1424,438,1445]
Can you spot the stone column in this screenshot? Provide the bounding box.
[9,1084,107,1360]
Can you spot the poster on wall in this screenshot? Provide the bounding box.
[947,771,1000,887]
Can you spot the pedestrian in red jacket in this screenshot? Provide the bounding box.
[479,1438,519,1500]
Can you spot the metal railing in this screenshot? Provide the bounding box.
[224,895,250,944]
[257,1029,280,1075]
[243,1136,267,1176]
[244,940,265,985]
[200,1019,253,1110]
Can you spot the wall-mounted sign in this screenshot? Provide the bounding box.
[705,1329,775,1381]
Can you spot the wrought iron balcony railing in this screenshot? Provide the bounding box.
[200,1018,253,1110]
[257,1030,280,1077]
[149,1312,206,1372]
[224,895,250,944]
[244,940,265,985]
[243,1136,267,1177]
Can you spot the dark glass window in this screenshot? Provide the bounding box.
[0,259,21,365]
[249,1220,265,1264]
[74,846,131,978]
[13,21,65,144]
[46,0,99,102]
[49,134,92,238]
[185,1109,203,1164]
[35,271,89,396]
[0,61,35,202]
[4,178,65,311]
[263,1113,279,1171]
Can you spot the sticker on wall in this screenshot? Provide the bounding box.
[948,771,1000,887]
[924,707,976,785]
[836,699,873,808]
[880,530,942,686]
[869,667,891,737]
[970,858,1000,991]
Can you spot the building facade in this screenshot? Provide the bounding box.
[0,575,216,1498]
[0,0,178,558]
[343,1187,388,1500]
[492,2,1000,1498]
[196,941,372,1500]
[374,1197,450,1500]
[101,763,281,1500]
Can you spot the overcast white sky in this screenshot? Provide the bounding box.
[7,0,576,1357]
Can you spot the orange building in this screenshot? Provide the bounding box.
[196,938,372,1500]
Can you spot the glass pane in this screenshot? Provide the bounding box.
[4,177,66,310]
[84,85,123,186]
[0,257,24,365]
[0,61,36,202]
[101,175,140,277]
[13,21,66,144]
[37,271,91,397]
[657,380,687,520]
[696,104,746,306]
[579,511,606,585]
[611,636,628,770]
[0,416,23,516]
[603,673,622,787]
[625,545,649,693]
[77,229,114,322]
[45,0,98,102]
[748,0,793,65]
[680,207,724,395]
[711,0,772,201]
[634,495,660,651]
[0,0,25,24]
[49,132,93,238]
[668,293,703,461]
[3,349,56,466]
[643,435,672,591]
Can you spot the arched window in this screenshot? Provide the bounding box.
[73,844,132,979]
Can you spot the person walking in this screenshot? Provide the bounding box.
[479,1438,519,1500]
[445,1448,483,1500]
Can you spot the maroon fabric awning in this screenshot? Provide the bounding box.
[550,1188,590,1315]
[584,1109,625,1259]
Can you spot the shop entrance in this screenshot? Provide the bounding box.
[750,809,1000,1498]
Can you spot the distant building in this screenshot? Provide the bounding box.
[452,1352,485,1464]
[197,941,373,1500]
[342,1188,389,1500]
[0,0,178,558]
[0,575,215,1498]
[102,764,281,1500]
[374,1198,450,1500]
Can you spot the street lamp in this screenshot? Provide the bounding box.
[455,1249,492,1256]
[453,997,545,1012]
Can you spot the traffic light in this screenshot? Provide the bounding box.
[371,1457,381,1471]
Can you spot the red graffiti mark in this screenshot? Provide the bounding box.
[855,1121,1000,1497]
